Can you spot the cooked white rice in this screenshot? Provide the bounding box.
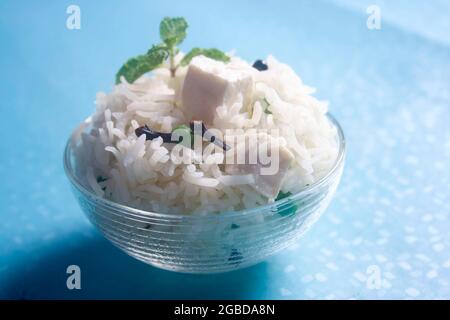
[74,54,338,215]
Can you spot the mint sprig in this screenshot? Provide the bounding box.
[160,17,188,48]
[116,17,229,84]
[116,44,168,84]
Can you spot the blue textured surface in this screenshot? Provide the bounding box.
[1,0,449,299]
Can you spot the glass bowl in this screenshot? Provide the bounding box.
[63,114,345,274]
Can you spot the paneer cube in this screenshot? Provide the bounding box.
[181,56,253,124]
[252,146,294,199]
[227,134,294,199]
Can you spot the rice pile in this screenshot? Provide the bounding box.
[74,54,338,215]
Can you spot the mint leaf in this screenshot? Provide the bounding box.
[116,44,168,84]
[146,43,169,57]
[275,191,292,201]
[160,17,188,47]
[275,191,298,217]
[180,48,230,66]
[115,55,150,84]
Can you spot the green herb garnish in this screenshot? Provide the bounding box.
[275,191,297,216]
[115,45,168,84]
[275,191,292,201]
[159,17,188,48]
[180,48,230,66]
[116,17,229,84]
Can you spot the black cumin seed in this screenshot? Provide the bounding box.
[252,59,268,71]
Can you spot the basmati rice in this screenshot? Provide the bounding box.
[74,54,339,214]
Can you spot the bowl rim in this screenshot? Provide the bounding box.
[63,113,345,220]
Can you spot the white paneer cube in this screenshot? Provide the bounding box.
[181,56,254,124]
[227,134,294,199]
[252,146,293,199]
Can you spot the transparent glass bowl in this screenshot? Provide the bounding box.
[64,114,345,274]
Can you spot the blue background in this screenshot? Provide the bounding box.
[1,0,449,299]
